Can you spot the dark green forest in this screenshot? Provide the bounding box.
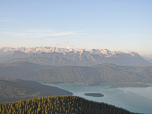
[0,95,138,114]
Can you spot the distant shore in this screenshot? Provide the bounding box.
[44,82,152,87]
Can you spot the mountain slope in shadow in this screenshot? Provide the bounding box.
[0,77,73,103]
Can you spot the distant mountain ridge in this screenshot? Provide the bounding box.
[0,46,152,66]
[148,59,152,63]
[142,56,152,63]
[1,61,152,85]
[0,46,142,56]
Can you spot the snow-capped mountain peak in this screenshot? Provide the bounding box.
[0,46,140,58]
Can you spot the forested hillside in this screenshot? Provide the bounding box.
[0,78,72,103]
[0,95,138,114]
[23,63,152,85]
[0,62,152,85]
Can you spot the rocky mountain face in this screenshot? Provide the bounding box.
[0,46,77,53]
[0,47,151,66]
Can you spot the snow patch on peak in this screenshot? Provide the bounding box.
[66,46,75,51]
[0,46,141,58]
[128,51,140,57]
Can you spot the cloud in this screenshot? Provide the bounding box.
[49,32,77,36]
[0,29,79,39]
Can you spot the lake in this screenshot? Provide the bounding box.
[47,83,152,114]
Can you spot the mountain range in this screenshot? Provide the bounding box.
[0,46,152,66]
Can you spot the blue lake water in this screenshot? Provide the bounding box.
[47,83,152,114]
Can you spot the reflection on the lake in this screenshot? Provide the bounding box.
[47,83,152,114]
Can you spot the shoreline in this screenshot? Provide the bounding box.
[43,81,152,86]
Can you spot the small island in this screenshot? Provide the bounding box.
[84,93,104,97]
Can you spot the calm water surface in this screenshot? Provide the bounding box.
[47,83,152,114]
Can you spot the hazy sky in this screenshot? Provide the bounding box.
[0,0,152,55]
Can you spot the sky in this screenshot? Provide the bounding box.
[0,0,152,55]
